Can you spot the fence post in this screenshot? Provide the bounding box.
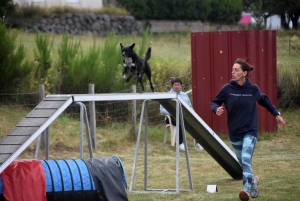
[289,38,290,55]
[132,85,137,138]
[39,84,49,159]
[89,84,97,149]
[39,84,45,148]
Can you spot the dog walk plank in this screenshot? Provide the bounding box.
[6,127,38,136]
[43,96,71,101]
[0,154,11,164]
[0,145,20,154]
[36,101,68,109]
[27,109,57,118]
[16,118,49,127]
[0,95,73,173]
[0,136,31,145]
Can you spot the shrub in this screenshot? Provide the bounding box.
[208,0,243,24]
[97,33,124,93]
[33,33,54,84]
[115,0,212,21]
[55,32,81,94]
[52,32,125,94]
[64,44,102,94]
[0,23,31,93]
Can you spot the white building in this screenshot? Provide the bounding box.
[266,15,281,30]
[13,0,103,9]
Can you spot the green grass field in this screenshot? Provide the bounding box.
[1,30,300,200]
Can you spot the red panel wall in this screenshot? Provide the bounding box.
[191,30,278,135]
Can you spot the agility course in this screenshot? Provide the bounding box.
[0,92,242,199]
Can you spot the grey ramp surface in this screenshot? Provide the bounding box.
[159,96,242,180]
[0,95,73,173]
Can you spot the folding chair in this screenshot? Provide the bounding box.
[164,115,176,146]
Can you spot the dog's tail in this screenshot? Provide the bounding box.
[145,47,151,61]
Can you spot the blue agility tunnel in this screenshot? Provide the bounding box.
[0,156,127,201]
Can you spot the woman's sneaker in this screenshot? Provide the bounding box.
[179,143,185,151]
[250,175,259,198]
[239,190,250,201]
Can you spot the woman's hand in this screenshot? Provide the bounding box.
[216,106,224,116]
[276,115,286,127]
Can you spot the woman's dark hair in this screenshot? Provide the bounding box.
[171,77,182,86]
[235,58,254,76]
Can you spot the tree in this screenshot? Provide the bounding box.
[208,0,243,24]
[286,0,300,29]
[0,0,15,22]
[0,23,31,93]
[243,0,300,29]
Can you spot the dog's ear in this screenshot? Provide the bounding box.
[120,43,123,49]
[130,43,135,49]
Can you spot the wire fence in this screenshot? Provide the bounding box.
[0,92,40,109]
[0,72,193,126]
[289,38,300,56]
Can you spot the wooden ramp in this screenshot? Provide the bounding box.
[159,95,242,179]
[0,95,73,173]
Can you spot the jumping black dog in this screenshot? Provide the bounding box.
[120,43,154,93]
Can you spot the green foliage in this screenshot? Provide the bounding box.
[151,57,191,93]
[116,0,212,21]
[0,0,15,20]
[56,33,81,93]
[34,33,54,83]
[66,41,102,93]
[51,33,125,94]
[208,0,243,24]
[138,27,151,57]
[0,23,31,93]
[98,33,124,92]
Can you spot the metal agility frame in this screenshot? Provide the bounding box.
[129,98,193,194]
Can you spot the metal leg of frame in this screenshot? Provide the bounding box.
[74,102,93,159]
[130,99,193,194]
[129,99,147,192]
[178,100,193,191]
[82,103,94,158]
[144,100,149,190]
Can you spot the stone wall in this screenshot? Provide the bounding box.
[24,13,144,36]
[23,13,239,36]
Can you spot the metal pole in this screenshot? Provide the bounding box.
[179,101,193,190]
[129,100,146,192]
[129,98,192,193]
[45,127,49,160]
[88,84,96,149]
[77,103,84,159]
[144,100,149,190]
[82,103,94,158]
[132,85,137,138]
[74,102,93,159]
[175,99,180,194]
[34,135,41,159]
[289,38,290,55]
[39,84,46,147]
[35,84,47,159]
